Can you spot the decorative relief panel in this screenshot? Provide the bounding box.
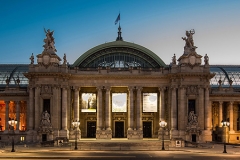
[186,85,198,95]
[41,85,52,95]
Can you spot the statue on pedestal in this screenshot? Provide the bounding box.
[182,29,197,54]
[30,53,34,64]
[204,54,209,65]
[38,110,53,134]
[43,28,57,52]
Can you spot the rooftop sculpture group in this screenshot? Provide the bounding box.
[43,28,57,52]
[182,29,197,54]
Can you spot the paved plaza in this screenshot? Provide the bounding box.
[1,140,240,159]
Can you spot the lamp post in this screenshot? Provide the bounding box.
[221,120,230,153]
[159,120,167,150]
[72,120,80,150]
[8,119,17,152]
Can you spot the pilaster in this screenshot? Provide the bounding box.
[74,87,80,121]
[16,101,20,132]
[97,86,103,130]
[198,86,204,130]
[34,86,41,130]
[28,87,34,130]
[105,86,111,131]
[127,86,135,139]
[158,87,165,122]
[229,101,234,132]
[218,101,223,127]
[4,101,9,133]
[59,86,69,139]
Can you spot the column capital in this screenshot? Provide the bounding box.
[96,86,103,91]
[204,85,210,90]
[15,101,20,104]
[35,84,41,89]
[136,86,142,91]
[104,86,111,91]
[61,85,69,90]
[158,86,166,91]
[5,100,10,104]
[170,86,177,91]
[229,101,234,105]
[128,86,135,91]
[178,85,186,90]
[219,101,223,105]
[73,86,80,91]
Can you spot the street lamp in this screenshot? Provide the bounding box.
[72,120,80,150]
[8,119,17,152]
[221,120,230,153]
[159,120,167,150]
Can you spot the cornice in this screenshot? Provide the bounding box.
[70,74,168,80]
[24,72,71,78]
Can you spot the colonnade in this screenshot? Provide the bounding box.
[2,100,24,132]
[71,86,166,134]
[217,101,235,131]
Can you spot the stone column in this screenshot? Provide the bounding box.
[4,101,9,132]
[198,87,204,130]
[28,87,34,130]
[158,87,165,122]
[206,101,212,130]
[204,87,211,130]
[218,101,223,127]
[105,87,111,130]
[97,86,103,130]
[34,86,41,129]
[178,87,186,131]
[52,85,60,130]
[74,87,80,121]
[128,86,134,130]
[229,101,234,131]
[171,87,177,130]
[62,87,68,130]
[136,87,142,130]
[16,101,20,131]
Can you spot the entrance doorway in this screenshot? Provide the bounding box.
[192,134,196,142]
[143,122,152,138]
[42,134,47,142]
[115,121,124,138]
[87,121,96,138]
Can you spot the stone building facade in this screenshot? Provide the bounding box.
[0,28,240,145]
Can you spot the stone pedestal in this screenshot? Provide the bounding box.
[59,129,69,139]
[170,129,179,139]
[26,130,34,143]
[127,129,143,139]
[69,129,81,140]
[201,130,212,142]
[96,129,112,139]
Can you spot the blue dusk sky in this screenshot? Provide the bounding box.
[0,0,240,65]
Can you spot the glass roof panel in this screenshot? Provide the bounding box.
[210,65,240,87]
[0,64,29,87]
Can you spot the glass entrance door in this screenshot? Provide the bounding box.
[87,121,96,138]
[115,121,124,138]
[143,122,152,138]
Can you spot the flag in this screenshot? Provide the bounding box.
[115,13,120,25]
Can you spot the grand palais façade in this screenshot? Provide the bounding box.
[0,27,240,146]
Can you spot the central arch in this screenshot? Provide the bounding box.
[72,41,167,68]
